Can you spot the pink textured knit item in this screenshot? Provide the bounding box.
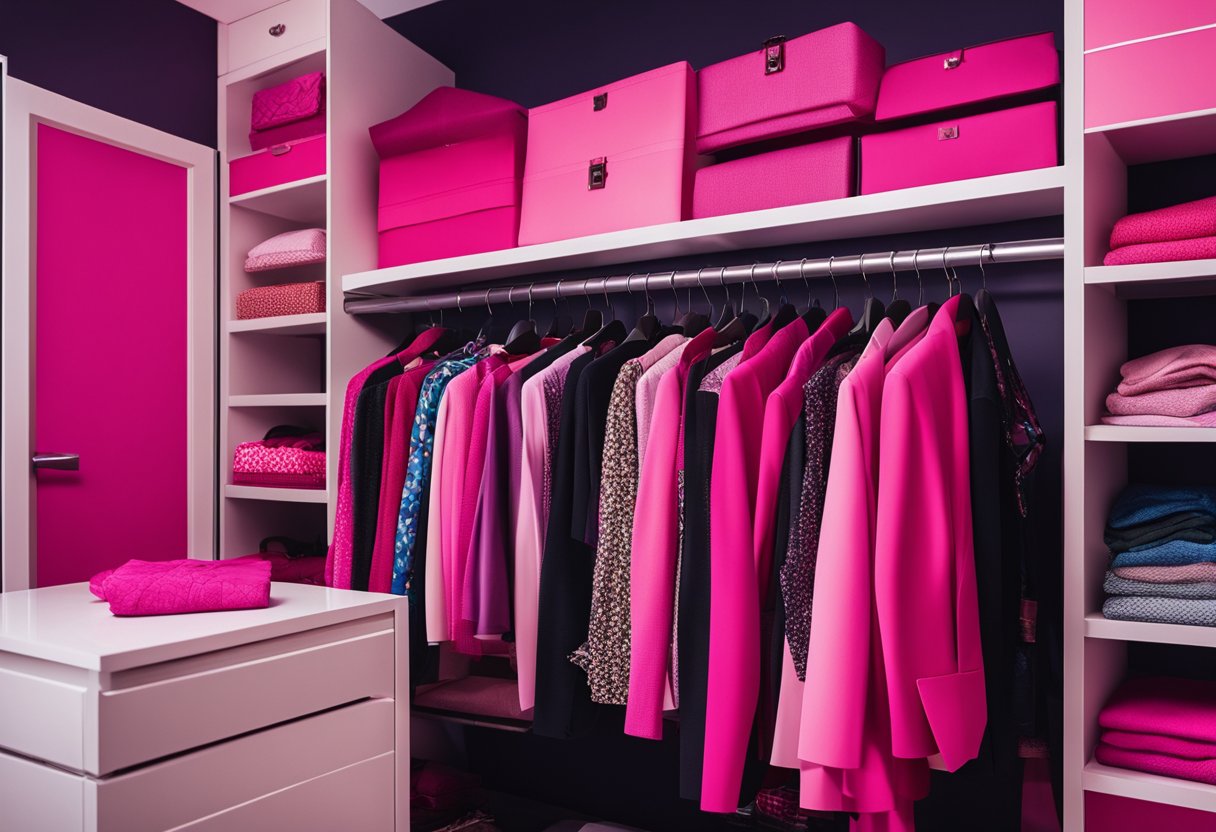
[1116,562,1216,583]
[1116,345,1216,397]
[1095,742,1216,786]
[1109,196,1216,249]
[1106,384,1216,419]
[1104,235,1216,266]
[90,559,271,616]
[1101,412,1216,427]
[1099,676,1216,743]
[1103,729,1216,760]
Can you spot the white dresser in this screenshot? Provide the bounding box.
[0,582,409,831]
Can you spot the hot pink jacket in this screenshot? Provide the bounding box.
[874,296,986,771]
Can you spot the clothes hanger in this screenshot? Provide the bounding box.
[792,258,828,332]
[473,288,498,345]
[912,249,939,318]
[883,250,912,327]
[503,284,543,354]
[581,277,626,351]
[674,269,710,336]
[711,266,736,331]
[624,273,662,343]
[573,278,604,337]
[847,253,885,336]
[546,279,576,338]
[712,270,756,347]
[748,263,772,333]
[767,260,800,332]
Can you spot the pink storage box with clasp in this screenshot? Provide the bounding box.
[875,32,1059,122]
[860,101,1057,194]
[693,137,854,219]
[518,62,696,246]
[229,134,326,196]
[372,87,526,267]
[696,23,884,155]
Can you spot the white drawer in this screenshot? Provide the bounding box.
[0,752,84,832]
[227,0,326,73]
[93,698,394,832]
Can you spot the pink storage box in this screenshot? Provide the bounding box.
[518,62,696,246]
[232,441,325,489]
[860,101,1057,195]
[248,71,325,151]
[229,134,326,197]
[236,280,325,319]
[1085,0,1215,51]
[693,137,853,219]
[875,32,1059,122]
[696,23,884,155]
[1086,26,1216,129]
[372,88,526,268]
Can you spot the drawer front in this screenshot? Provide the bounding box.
[1085,0,1216,51]
[227,0,326,74]
[0,659,87,770]
[0,751,84,832]
[95,614,394,775]
[95,699,393,832]
[1086,27,1216,129]
[173,752,395,832]
[229,134,326,196]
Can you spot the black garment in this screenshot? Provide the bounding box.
[409,475,441,689]
[677,344,741,801]
[1105,512,1216,552]
[349,366,402,591]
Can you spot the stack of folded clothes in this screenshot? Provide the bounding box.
[1102,484,1216,626]
[1104,195,1216,266]
[1101,345,1216,427]
[1095,676,1216,786]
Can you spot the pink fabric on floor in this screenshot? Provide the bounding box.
[1115,562,1216,583]
[1116,344,1216,397]
[1106,384,1216,419]
[1101,412,1216,427]
[1095,741,1216,786]
[90,559,271,615]
[1099,676,1216,743]
[1103,235,1216,266]
[1109,196,1216,250]
[1103,729,1216,759]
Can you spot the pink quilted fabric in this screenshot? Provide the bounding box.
[251,71,324,132]
[232,440,325,488]
[244,228,326,272]
[1109,196,1216,249]
[89,559,271,616]
[1116,345,1216,397]
[1103,235,1216,266]
[1116,562,1216,583]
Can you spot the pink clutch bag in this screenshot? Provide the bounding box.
[696,23,885,154]
[875,32,1059,122]
[235,281,325,319]
[89,559,272,616]
[244,228,327,272]
[249,71,325,151]
[232,428,326,489]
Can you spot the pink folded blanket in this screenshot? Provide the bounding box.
[1103,729,1216,760]
[1101,412,1216,427]
[1104,235,1216,266]
[1095,741,1216,785]
[1110,196,1216,249]
[1116,562,1216,583]
[1099,676,1216,743]
[1106,384,1216,419]
[90,559,272,616]
[1116,345,1216,397]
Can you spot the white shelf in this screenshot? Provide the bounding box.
[1086,259,1216,298]
[228,174,327,224]
[343,167,1065,296]
[1084,425,1216,443]
[228,313,327,335]
[1084,761,1216,814]
[1086,106,1216,166]
[224,485,328,503]
[1085,613,1216,649]
[228,393,328,408]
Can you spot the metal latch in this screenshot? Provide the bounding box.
[270,143,293,156]
[593,93,608,111]
[588,157,607,190]
[764,35,787,75]
[269,23,286,37]
[943,54,962,69]
[938,125,959,141]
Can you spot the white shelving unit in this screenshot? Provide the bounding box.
[225,484,330,503]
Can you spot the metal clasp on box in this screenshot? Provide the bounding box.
[593,93,607,111]
[943,54,962,69]
[764,35,786,75]
[588,157,607,190]
[938,125,959,141]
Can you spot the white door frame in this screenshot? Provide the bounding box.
[2,79,217,590]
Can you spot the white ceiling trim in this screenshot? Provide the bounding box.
[176,0,444,24]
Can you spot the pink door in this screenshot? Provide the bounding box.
[33,125,191,587]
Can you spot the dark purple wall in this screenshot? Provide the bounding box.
[0,0,217,147]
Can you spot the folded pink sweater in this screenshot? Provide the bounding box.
[1095,741,1216,785]
[1104,236,1216,266]
[1103,729,1216,760]
[1101,412,1216,427]
[1110,196,1216,249]
[90,559,272,616]
[1115,562,1216,583]
[1106,384,1216,419]
[1098,676,1216,743]
[1116,345,1216,397]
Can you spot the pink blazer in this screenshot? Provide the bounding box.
[875,296,986,771]
[702,316,815,812]
[624,327,716,740]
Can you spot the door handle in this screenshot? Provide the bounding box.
[32,452,79,471]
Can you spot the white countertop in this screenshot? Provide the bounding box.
[0,582,406,671]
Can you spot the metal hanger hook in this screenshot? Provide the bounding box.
[827,256,839,310]
[696,267,713,314]
[666,271,680,316]
[527,283,535,320]
[798,257,812,295]
[858,254,872,299]
[603,278,615,320]
[484,288,493,316]
[456,290,463,313]
[888,251,899,301]
[979,243,990,290]
[911,250,924,306]
[772,260,783,297]
[941,246,956,296]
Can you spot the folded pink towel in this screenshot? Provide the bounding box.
[1110,196,1216,249]
[1095,741,1216,785]
[1104,235,1216,266]
[1116,345,1216,397]
[1106,384,1216,419]
[1116,562,1216,583]
[1101,412,1216,427]
[1103,729,1216,760]
[1099,676,1216,743]
[89,559,272,616]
